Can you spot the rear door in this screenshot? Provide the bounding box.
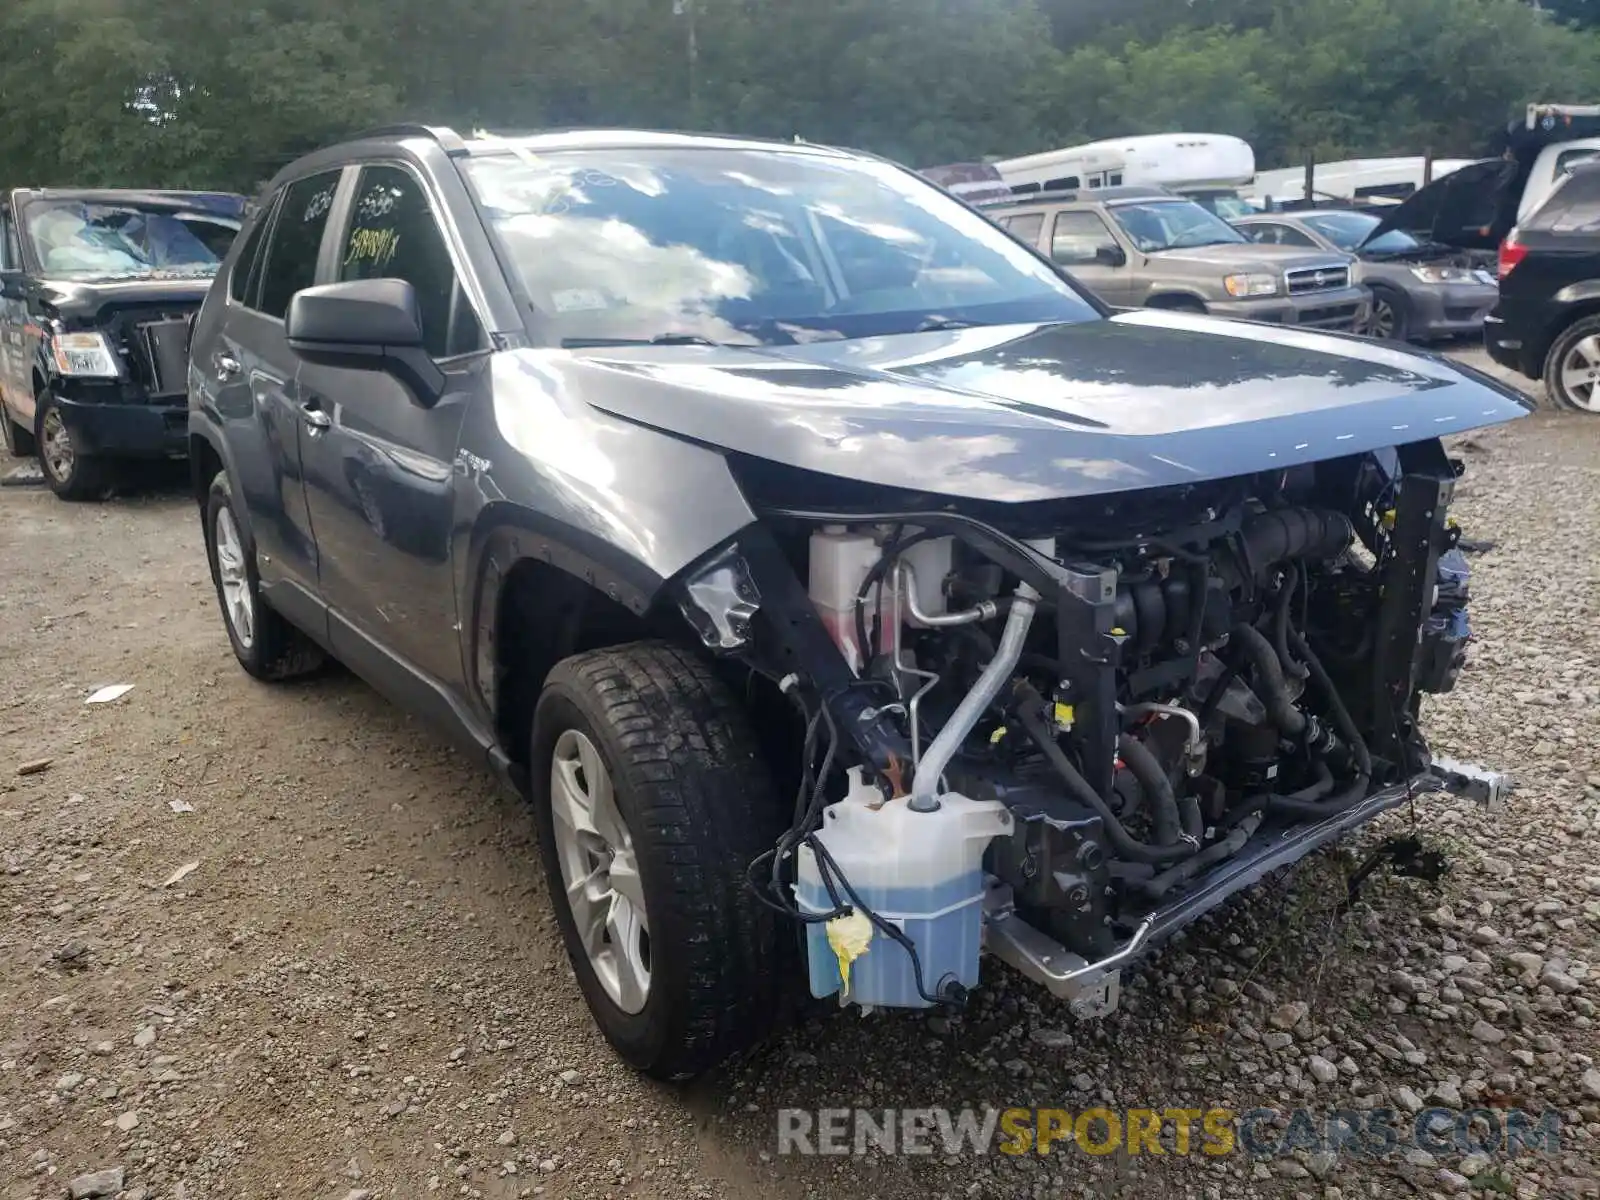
[210,169,347,622]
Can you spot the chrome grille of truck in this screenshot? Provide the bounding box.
[1285,265,1351,295]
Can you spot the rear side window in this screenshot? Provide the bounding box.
[257,172,341,319]
[1003,213,1045,246]
[1528,167,1600,234]
[336,165,484,358]
[228,206,273,306]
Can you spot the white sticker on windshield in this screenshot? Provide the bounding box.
[550,288,609,313]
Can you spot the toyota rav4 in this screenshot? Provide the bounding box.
[188,125,1526,1080]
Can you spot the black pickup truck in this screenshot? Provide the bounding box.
[0,188,245,497]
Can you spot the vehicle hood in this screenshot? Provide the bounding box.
[1360,158,1517,251]
[534,310,1531,504]
[1149,243,1348,274]
[32,274,215,321]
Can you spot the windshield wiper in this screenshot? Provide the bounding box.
[560,332,727,348]
[914,315,980,332]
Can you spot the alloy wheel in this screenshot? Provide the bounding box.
[213,505,256,650]
[41,408,75,482]
[1559,334,1600,412]
[1369,297,1397,340]
[549,728,651,1014]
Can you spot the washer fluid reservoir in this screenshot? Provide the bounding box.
[794,767,1012,1008]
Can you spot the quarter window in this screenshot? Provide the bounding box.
[1528,166,1600,234]
[257,172,341,320]
[228,205,273,306]
[337,165,483,359]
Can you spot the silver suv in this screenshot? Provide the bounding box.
[987,186,1371,332]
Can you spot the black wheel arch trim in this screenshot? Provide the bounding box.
[460,505,674,721]
[187,409,257,550]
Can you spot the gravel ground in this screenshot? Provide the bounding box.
[3,348,1598,1200]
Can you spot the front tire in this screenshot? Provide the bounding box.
[1367,286,1410,341]
[1543,314,1600,413]
[530,642,787,1080]
[203,471,325,681]
[35,392,103,499]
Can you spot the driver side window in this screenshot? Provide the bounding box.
[337,165,485,359]
[1050,211,1119,265]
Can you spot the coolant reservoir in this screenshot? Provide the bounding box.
[808,526,885,673]
[794,768,1012,1008]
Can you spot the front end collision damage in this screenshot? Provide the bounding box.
[462,329,1527,1019]
[671,434,1517,1017]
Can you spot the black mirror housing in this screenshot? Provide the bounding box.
[286,278,443,402]
[1095,245,1127,267]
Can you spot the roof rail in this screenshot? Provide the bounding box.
[978,183,1174,208]
[346,124,469,156]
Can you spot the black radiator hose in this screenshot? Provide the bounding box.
[1117,733,1184,847]
[1143,762,1336,899]
[1290,628,1372,779]
[1272,569,1309,680]
[1231,623,1306,737]
[1264,629,1375,818]
[1014,684,1201,865]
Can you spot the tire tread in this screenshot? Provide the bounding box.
[537,640,786,1079]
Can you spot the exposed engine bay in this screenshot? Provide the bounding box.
[677,437,1494,1017]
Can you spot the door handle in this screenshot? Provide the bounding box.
[213,352,241,381]
[300,401,332,433]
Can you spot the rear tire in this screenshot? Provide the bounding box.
[1543,313,1600,413]
[203,471,326,681]
[1,399,34,457]
[35,392,104,500]
[530,641,787,1080]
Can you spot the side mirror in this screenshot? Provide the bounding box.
[0,270,24,301]
[286,278,443,402]
[1095,245,1127,267]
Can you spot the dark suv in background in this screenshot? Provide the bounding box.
[1485,160,1600,413]
[0,188,245,496]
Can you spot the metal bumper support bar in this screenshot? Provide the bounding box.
[984,767,1509,1016]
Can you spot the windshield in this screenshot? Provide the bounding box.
[1301,211,1421,254]
[1108,200,1247,252]
[23,199,238,278]
[462,146,1100,345]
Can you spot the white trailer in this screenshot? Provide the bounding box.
[992,133,1256,215]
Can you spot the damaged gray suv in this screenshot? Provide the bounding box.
[188,125,1526,1079]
